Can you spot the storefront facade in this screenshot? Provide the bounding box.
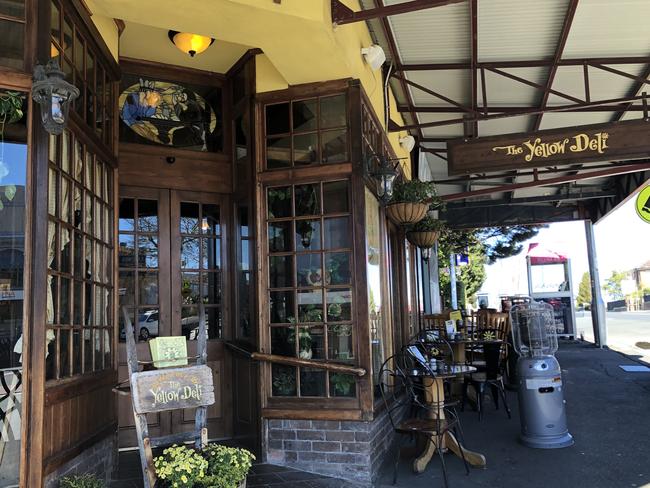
[1,1,428,486]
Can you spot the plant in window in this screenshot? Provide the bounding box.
[287,324,313,359]
[330,373,356,397]
[267,188,291,219]
[386,179,442,226]
[297,304,322,323]
[296,220,315,249]
[0,91,24,212]
[272,369,296,395]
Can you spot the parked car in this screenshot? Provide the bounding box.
[136,310,159,340]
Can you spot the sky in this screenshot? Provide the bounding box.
[479,188,650,305]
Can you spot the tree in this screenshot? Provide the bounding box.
[576,271,592,307]
[436,225,543,308]
[604,270,628,300]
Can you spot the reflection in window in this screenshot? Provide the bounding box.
[0,89,26,486]
[264,94,348,169]
[266,181,355,398]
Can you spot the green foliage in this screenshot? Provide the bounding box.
[408,216,446,233]
[437,229,486,307]
[154,444,255,488]
[155,445,209,487]
[59,474,105,488]
[0,91,24,125]
[604,270,628,300]
[330,373,356,396]
[389,179,443,207]
[576,272,592,306]
[200,445,255,488]
[478,225,545,264]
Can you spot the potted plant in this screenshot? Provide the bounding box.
[406,215,446,248]
[330,373,356,397]
[386,179,440,225]
[153,444,255,488]
[288,323,313,359]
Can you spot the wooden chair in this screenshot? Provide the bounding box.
[118,305,213,488]
[421,312,450,333]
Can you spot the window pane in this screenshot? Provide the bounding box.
[298,289,323,323]
[272,364,296,397]
[325,252,351,286]
[266,103,290,135]
[0,0,25,18]
[269,255,293,288]
[267,187,291,219]
[299,326,324,360]
[118,271,135,306]
[327,288,352,322]
[328,325,353,360]
[201,238,220,270]
[60,277,71,324]
[296,254,322,287]
[295,184,320,216]
[324,217,350,249]
[268,222,292,252]
[48,168,58,216]
[202,204,220,234]
[0,20,24,70]
[181,237,200,269]
[292,99,317,132]
[321,129,347,164]
[202,272,221,304]
[320,94,346,128]
[138,199,158,232]
[138,272,158,305]
[329,372,355,397]
[295,220,321,252]
[59,329,71,378]
[181,272,200,304]
[72,329,82,375]
[180,202,200,234]
[300,368,325,397]
[138,235,158,268]
[119,198,134,231]
[266,136,291,169]
[84,328,93,370]
[118,234,135,267]
[271,327,295,357]
[323,180,349,214]
[293,132,318,165]
[270,290,294,324]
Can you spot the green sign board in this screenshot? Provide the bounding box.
[636,185,650,223]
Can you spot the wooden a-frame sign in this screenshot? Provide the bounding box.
[447,118,650,176]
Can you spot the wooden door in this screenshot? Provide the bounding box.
[117,187,172,447]
[117,188,232,447]
[169,190,231,440]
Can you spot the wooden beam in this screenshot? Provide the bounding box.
[533,0,580,131]
[399,56,650,71]
[331,0,465,25]
[486,66,583,104]
[469,0,478,137]
[613,64,650,122]
[398,103,649,113]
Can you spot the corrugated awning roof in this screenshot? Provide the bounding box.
[358,0,650,227]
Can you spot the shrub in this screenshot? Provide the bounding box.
[154,445,208,488]
[59,474,105,488]
[200,445,255,488]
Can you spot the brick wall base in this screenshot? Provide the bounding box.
[44,434,116,488]
[264,407,404,485]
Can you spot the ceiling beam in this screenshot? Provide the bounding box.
[398,56,650,71]
[439,162,650,202]
[331,0,465,25]
[446,191,616,208]
[467,0,478,137]
[372,0,423,143]
[398,104,649,113]
[613,64,650,122]
[533,0,580,131]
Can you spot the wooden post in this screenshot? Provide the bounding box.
[584,220,607,347]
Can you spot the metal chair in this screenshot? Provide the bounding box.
[379,351,469,487]
[462,329,512,421]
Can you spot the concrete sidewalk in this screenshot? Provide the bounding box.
[378,341,650,488]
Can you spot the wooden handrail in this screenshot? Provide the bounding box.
[251,352,366,377]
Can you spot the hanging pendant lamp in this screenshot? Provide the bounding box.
[168,30,215,57]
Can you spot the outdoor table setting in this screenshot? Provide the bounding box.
[404,345,487,473]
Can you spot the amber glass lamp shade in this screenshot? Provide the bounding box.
[168,30,215,57]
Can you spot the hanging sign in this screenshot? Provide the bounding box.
[130,365,215,414]
[636,185,650,224]
[447,119,650,175]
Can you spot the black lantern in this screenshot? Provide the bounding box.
[367,154,398,205]
[31,60,79,135]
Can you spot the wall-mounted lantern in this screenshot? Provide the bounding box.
[366,154,398,205]
[31,60,79,135]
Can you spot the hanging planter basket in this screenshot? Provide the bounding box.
[406,230,440,248]
[386,202,428,225]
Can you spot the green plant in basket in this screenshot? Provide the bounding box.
[408,215,446,233]
[154,445,208,488]
[200,445,255,488]
[389,179,439,204]
[59,474,105,488]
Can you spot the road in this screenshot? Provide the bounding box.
[576,310,650,363]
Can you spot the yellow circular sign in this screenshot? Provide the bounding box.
[636,185,650,223]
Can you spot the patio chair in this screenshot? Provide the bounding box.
[462,330,512,421]
[380,350,469,487]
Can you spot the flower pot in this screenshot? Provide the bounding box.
[406,230,440,248]
[386,202,428,225]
